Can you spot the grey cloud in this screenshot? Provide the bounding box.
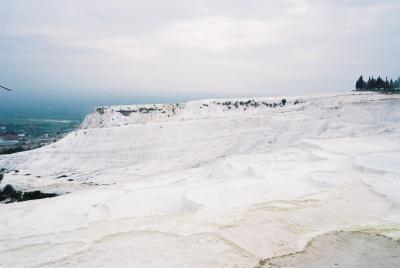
[0,0,399,99]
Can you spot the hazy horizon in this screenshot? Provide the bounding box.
[0,87,347,120]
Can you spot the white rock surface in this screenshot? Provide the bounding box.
[260,231,400,268]
[1,92,400,267]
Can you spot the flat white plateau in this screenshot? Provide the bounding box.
[1,92,400,267]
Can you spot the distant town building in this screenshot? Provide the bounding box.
[1,134,18,140]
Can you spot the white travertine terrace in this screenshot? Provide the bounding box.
[1,92,400,267]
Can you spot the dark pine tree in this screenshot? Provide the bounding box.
[390,79,394,90]
[371,76,377,89]
[367,77,372,90]
[377,76,384,89]
[355,75,367,91]
[385,77,390,90]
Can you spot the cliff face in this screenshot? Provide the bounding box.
[80,92,400,130]
[1,92,400,268]
[80,96,300,129]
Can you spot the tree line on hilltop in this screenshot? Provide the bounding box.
[356,75,400,92]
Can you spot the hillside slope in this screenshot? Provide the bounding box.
[1,92,400,267]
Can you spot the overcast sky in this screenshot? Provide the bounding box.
[1,0,399,103]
